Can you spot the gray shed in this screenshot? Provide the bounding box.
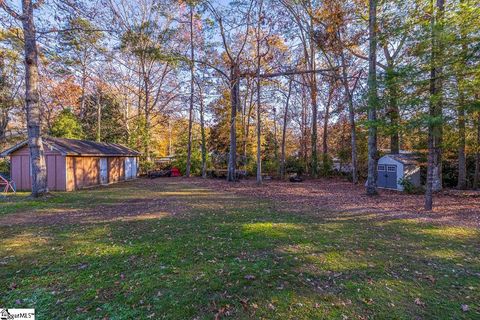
[377,154,421,191]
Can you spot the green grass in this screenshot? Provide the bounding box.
[0,180,479,319]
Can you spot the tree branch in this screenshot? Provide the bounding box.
[0,0,22,20]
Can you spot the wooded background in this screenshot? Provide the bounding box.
[0,0,479,208]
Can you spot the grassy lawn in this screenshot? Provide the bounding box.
[0,179,479,319]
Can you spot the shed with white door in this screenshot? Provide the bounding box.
[377,154,421,191]
[1,137,140,191]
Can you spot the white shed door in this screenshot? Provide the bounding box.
[100,158,108,185]
[125,158,136,180]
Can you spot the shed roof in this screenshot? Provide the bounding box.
[1,137,140,157]
[381,153,419,166]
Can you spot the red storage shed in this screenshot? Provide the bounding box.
[1,137,140,191]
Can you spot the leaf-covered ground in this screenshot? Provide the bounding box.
[0,178,479,319]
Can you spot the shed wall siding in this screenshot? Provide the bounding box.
[10,145,66,191]
[66,156,100,190]
[108,157,125,183]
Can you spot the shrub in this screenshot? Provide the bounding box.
[139,160,155,174]
[285,156,305,175]
[320,154,333,177]
[399,178,424,194]
[0,158,10,179]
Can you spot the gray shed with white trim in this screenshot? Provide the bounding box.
[377,154,421,191]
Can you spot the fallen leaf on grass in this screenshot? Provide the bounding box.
[244,275,256,280]
[240,299,249,311]
[461,304,469,312]
[414,298,425,307]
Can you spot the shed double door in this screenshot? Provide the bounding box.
[378,164,397,189]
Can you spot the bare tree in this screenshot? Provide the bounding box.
[205,0,254,181]
[185,2,195,177]
[339,49,359,184]
[280,77,293,179]
[255,0,264,184]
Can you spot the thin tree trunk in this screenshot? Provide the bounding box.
[96,89,101,142]
[273,106,278,162]
[199,82,207,179]
[457,2,467,190]
[79,67,87,119]
[385,61,400,154]
[22,0,48,196]
[0,108,7,150]
[340,51,358,184]
[322,83,333,156]
[425,0,445,210]
[186,4,195,177]
[244,93,254,173]
[0,55,8,148]
[301,91,309,173]
[474,113,480,189]
[143,69,151,162]
[280,78,292,179]
[255,0,263,184]
[256,78,262,184]
[227,66,239,182]
[457,89,466,189]
[366,0,379,196]
[310,71,318,178]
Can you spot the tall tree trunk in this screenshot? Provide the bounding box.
[244,94,254,173]
[474,113,480,189]
[457,89,466,189]
[227,65,239,182]
[425,0,445,210]
[79,67,87,119]
[96,89,101,142]
[385,61,400,154]
[0,54,8,149]
[340,50,358,184]
[22,0,48,197]
[185,4,195,177]
[322,83,333,156]
[256,78,262,184]
[457,2,467,190]
[199,82,207,179]
[273,106,278,162]
[302,92,309,173]
[310,71,318,178]
[255,0,263,184]
[0,106,8,151]
[366,0,379,196]
[143,71,151,162]
[280,78,293,179]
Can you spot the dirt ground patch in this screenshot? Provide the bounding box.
[184,177,480,229]
[1,177,478,228]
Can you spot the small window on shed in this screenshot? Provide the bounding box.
[387,165,396,172]
[378,165,385,171]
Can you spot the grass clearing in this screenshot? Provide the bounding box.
[0,178,479,319]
